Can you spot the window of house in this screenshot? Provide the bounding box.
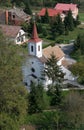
[17,37,20,42]
[19,32,21,36]
[38,45,40,51]
[21,37,23,42]
[31,46,33,52]
[13,15,15,18]
[31,68,35,72]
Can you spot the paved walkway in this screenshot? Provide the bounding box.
[60,43,84,88]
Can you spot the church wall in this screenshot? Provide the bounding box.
[36,41,42,57]
[22,56,44,87]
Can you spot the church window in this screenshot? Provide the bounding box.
[38,45,40,51]
[31,46,33,52]
[31,68,35,72]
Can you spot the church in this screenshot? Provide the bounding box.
[22,23,74,89]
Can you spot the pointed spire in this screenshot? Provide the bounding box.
[32,22,39,39]
[28,22,41,43]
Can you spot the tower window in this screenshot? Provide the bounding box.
[38,45,40,51]
[31,46,33,52]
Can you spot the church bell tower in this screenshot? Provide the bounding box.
[28,23,42,58]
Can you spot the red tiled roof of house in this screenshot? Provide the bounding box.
[28,22,42,43]
[38,8,62,17]
[0,24,21,38]
[43,45,65,60]
[55,3,77,11]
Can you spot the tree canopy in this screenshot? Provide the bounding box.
[0,31,28,129]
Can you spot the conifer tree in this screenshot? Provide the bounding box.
[56,14,65,35]
[42,8,49,23]
[44,53,64,85]
[24,1,32,15]
[28,83,45,114]
[64,10,74,31]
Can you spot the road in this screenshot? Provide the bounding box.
[59,43,74,56]
[59,43,84,88]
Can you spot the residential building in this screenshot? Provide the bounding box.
[38,8,62,18]
[0,25,27,44]
[0,8,31,25]
[55,3,78,19]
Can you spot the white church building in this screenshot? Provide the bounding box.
[22,23,75,89]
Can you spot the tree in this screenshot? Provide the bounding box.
[0,31,28,128]
[73,15,80,27]
[64,10,74,31]
[44,53,64,85]
[70,61,84,84]
[62,91,84,129]
[74,33,84,54]
[24,1,32,15]
[44,53,64,107]
[74,34,81,50]
[0,113,19,130]
[41,8,49,23]
[47,83,62,107]
[50,14,64,39]
[28,83,48,114]
[55,14,65,35]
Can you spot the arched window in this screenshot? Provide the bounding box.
[38,45,40,51]
[31,68,35,72]
[31,46,33,52]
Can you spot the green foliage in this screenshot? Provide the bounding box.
[24,1,32,15]
[49,84,62,106]
[0,113,19,130]
[50,14,65,39]
[0,31,28,128]
[64,10,74,31]
[74,32,84,54]
[25,111,61,130]
[62,91,84,129]
[41,8,49,23]
[28,83,48,114]
[70,61,84,84]
[44,53,64,85]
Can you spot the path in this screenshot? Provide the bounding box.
[60,43,84,88]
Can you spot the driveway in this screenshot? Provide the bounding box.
[59,43,74,56]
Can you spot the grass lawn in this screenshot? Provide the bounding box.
[42,27,84,47]
[79,12,84,21]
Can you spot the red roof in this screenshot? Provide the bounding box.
[28,23,41,43]
[55,3,77,11]
[38,8,62,17]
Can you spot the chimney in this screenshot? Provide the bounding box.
[5,10,8,24]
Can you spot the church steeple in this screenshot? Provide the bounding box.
[28,22,41,43]
[28,22,42,57]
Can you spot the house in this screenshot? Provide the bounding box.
[0,9,6,24]
[38,8,62,17]
[6,7,31,25]
[0,7,31,25]
[38,8,62,21]
[22,23,75,89]
[0,25,27,45]
[55,3,78,19]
